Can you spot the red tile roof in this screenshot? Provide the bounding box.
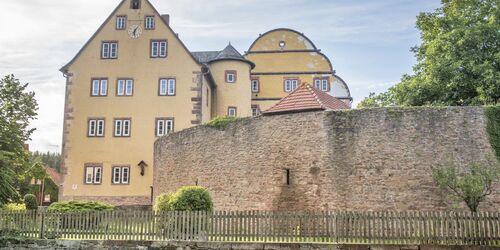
[263,83,350,115]
[44,166,61,185]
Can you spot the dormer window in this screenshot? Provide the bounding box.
[131,0,141,9]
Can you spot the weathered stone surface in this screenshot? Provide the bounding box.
[2,240,498,250]
[154,107,499,211]
[60,195,150,206]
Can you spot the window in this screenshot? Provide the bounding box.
[112,166,130,184]
[131,0,141,9]
[85,165,102,184]
[91,78,108,96]
[151,40,167,58]
[251,78,259,93]
[158,78,176,96]
[284,79,299,92]
[88,119,105,137]
[284,168,291,185]
[156,118,174,137]
[225,70,236,83]
[251,105,260,117]
[116,16,126,30]
[114,119,131,137]
[101,42,118,59]
[228,107,237,117]
[145,16,155,30]
[314,78,330,92]
[117,79,133,96]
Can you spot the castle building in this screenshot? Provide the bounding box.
[59,0,351,205]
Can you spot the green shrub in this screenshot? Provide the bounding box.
[154,193,173,212]
[0,229,25,247]
[169,186,213,211]
[485,105,500,160]
[1,203,26,211]
[23,194,37,210]
[204,116,240,130]
[47,200,113,212]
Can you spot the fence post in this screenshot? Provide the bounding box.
[39,211,45,239]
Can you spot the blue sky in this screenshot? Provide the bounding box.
[0,0,442,152]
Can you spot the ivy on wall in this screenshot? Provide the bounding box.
[485,105,500,160]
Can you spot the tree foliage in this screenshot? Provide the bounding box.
[23,194,37,210]
[155,186,213,212]
[31,151,61,172]
[432,159,500,212]
[359,0,499,108]
[0,75,38,205]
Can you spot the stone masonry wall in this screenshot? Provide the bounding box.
[153,107,499,211]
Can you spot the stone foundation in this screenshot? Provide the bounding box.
[1,240,498,250]
[59,196,151,206]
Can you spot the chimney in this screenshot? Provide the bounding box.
[161,14,170,26]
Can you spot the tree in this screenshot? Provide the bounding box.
[31,151,61,172]
[0,75,38,205]
[432,159,500,212]
[359,0,499,108]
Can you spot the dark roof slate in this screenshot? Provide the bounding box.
[191,43,254,68]
[191,51,220,64]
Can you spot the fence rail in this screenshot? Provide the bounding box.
[0,210,499,245]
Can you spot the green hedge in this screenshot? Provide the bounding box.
[485,105,500,160]
[155,186,213,212]
[204,116,240,130]
[1,203,26,211]
[47,200,113,212]
[23,194,37,210]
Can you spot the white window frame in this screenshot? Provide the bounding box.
[252,107,260,117]
[85,166,102,184]
[225,71,236,83]
[284,79,299,92]
[91,79,108,96]
[314,78,329,91]
[112,166,130,184]
[159,78,175,96]
[156,118,174,137]
[251,79,259,93]
[116,16,126,30]
[102,42,118,59]
[145,16,155,30]
[117,79,133,96]
[114,119,131,137]
[88,119,105,137]
[228,107,237,117]
[151,40,167,58]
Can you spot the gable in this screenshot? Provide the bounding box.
[60,0,200,72]
[247,28,318,52]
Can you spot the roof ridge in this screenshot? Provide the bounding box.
[306,84,326,109]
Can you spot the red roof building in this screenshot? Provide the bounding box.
[263,84,350,115]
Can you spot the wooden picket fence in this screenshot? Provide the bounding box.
[0,210,499,245]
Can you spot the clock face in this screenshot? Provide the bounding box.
[128,25,142,38]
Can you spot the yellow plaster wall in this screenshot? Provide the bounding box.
[209,61,252,117]
[246,52,332,73]
[249,29,316,51]
[61,0,201,201]
[245,29,347,112]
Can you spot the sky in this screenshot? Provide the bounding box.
[0,0,442,153]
